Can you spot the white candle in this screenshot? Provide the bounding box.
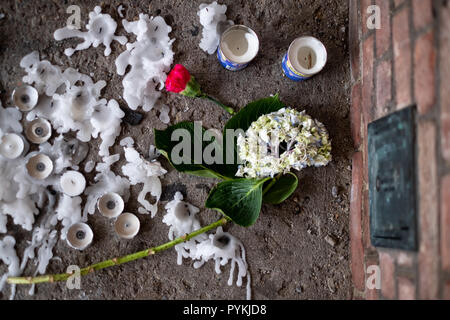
[25,118,52,144]
[218,25,259,71]
[26,153,53,180]
[60,170,86,197]
[67,222,93,250]
[98,192,124,218]
[115,212,140,239]
[283,36,327,81]
[0,133,25,159]
[12,85,39,112]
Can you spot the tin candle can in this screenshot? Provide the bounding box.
[282,36,327,81]
[217,25,259,71]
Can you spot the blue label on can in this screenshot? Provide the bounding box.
[282,53,311,81]
[217,48,249,71]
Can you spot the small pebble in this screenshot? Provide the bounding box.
[327,278,336,293]
[325,234,337,247]
[122,108,144,125]
[332,186,338,198]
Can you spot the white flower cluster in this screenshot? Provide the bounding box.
[236,108,332,178]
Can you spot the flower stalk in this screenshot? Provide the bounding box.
[7,217,229,285]
[165,64,235,115]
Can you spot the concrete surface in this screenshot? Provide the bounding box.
[0,0,353,299]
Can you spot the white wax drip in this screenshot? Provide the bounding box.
[115,14,175,111]
[191,227,251,300]
[121,142,167,217]
[21,52,124,157]
[163,192,207,265]
[198,1,234,54]
[82,154,130,221]
[54,6,127,57]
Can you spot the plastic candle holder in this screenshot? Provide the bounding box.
[282,36,327,81]
[217,25,259,71]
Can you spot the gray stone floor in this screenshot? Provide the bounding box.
[0,0,353,299]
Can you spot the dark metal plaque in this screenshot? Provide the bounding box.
[368,106,417,251]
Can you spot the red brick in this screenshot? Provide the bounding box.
[376,0,391,57]
[362,189,372,250]
[414,31,436,115]
[351,83,362,148]
[412,0,433,31]
[349,0,361,82]
[418,121,439,299]
[362,35,375,124]
[393,7,412,109]
[441,175,450,271]
[444,281,450,300]
[362,0,374,35]
[394,0,404,7]
[379,251,396,299]
[350,151,365,291]
[398,277,415,300]
[376,59,392,117]
[441,4,450,162]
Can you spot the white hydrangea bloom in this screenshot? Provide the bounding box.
[236,108,332,178]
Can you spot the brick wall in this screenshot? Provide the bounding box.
[349,0,450,300]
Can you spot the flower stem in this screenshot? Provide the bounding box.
[202,95,235,115]
[7,217,229,285]
[262,173,282,196]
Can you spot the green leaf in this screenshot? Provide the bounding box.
[154,122,228,180]
[205,178,270,227]
[221,94,286,177]
[263,173,299,205]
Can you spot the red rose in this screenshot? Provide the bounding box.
[165,64,234,114]
[165,64,192,93]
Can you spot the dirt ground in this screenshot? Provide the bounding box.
[0,0,353,300]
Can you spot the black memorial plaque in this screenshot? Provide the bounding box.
[368,106,418,251]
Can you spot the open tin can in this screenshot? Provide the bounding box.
[217,25,259,71]
[282,36,327,81]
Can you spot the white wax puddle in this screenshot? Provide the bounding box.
[0,236,20,300]
[296,46,317,70]
[163,192,207,265]
[21,51,124,157]
[198,1,234,54]
[54,6,127,57]
[115,14,175,112]
[121,140,167,217]
[83,155,130,221]
[191,227,251,300]
[84,160,95,173]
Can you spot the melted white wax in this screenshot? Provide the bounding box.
[163,192,207,265]
[83,155,130,221]
[198,1,233,54]
[192,227,251,300]
[115,14,175,111]
[21,51,124,157]
[54,6,127,57]
[121,141,167,217]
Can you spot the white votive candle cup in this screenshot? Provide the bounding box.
[0,133,25,159]
[282,36,327,81]
[217,25,259,71]
[60,170,86,197]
